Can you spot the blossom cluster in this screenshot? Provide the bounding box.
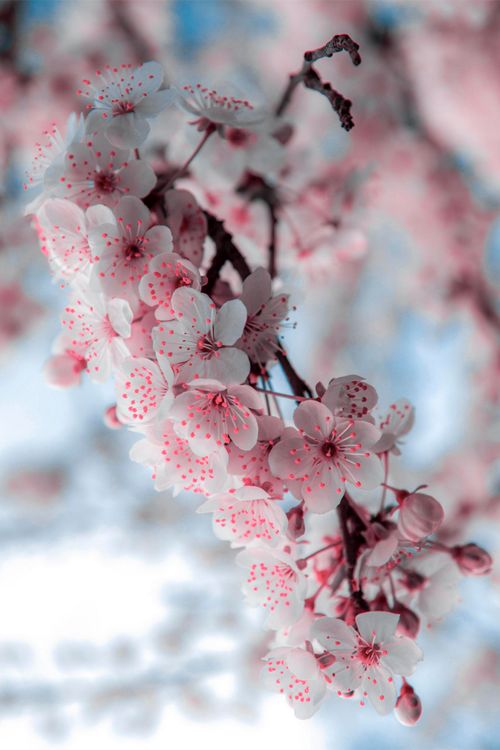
[26,50,492,723]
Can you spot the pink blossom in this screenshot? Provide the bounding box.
[42,131,156,209]
[89,196,173,303]
[115,353,174,425]
[197,486,288,547]
[269,400,383,512]
[164,189,207,267]
[168,379,261,454]
[261,646,327,718]
[236,547,307,629]
[24,114,85,208]
[61,289,132,382]
[174,84,265,132]
[236,267,290,367]
[373,399,415,455]
[321,375,378,421]
[397,552,461,623]
[153,288,250,384]
[37,199,113,281]
[313,612,422,714]
[43,331,87,388]
[81,62,173,148]
[130,418,227,495]
[138,252,201,320]
[226,414,287,497]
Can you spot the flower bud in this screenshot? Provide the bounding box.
[103,405,122,429]
[452,544,492,576]
[391,602,420,639]
[398,493,444,542]
[395,683,422,726]
[287,505,305,540]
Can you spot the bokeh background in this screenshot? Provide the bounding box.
[0,1,499,748]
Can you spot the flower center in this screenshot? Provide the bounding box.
[94,170,117,194]
[124,242,144,261]
[112,100,135,116]
[356,643,382,666]
[212,393,228,409]
[321,441,337,459]
[225,128,254,147]
[197,335,220,357]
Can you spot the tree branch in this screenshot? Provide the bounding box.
[275,33,361,129]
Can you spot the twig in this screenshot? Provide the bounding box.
[337,495,369,613]
[275,33,361,129]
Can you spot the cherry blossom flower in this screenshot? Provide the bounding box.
[269,400,383,513]
[43,331,88,388]
[42,131,156,210]
[130,418,228,495]
[89,196,173,303]
[115,352,174,426]
[61,289,132,382]
[226,415,287,497]
[261,646,327,719]
[397,552,461,623]
[321,375,378,421]
[236,547,307,629]
[397,492,445,543]
[168,379,261,454]
[174,83,265,132]
[24,114,85,211]
[36,199,114,281]
[197,486,288,547]
[138,252,201,320]
[236,267,290,367]
[373,399,415,455]
[153,287,250,384]
[312,612,423,714]
[164,189,207,267]
[81,62,173,148]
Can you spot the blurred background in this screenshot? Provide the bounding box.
[0,1,499,748]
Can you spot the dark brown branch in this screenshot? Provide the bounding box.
[275,33,361,130]
[203,211,251,295]
[203,210,313,400]
[108,0,157,64]
[337,495,369,613]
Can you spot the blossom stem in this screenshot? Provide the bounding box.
[378,452,390,515]
[253,386,308,402]
[166,127,215,189]
[337,495,369,613]
[299,540,342,563]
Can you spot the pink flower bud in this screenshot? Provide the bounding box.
[395,683,422,726]
[452,544,492,576]
[391,602,420,639]
[397,493,444,542]
[103,405,123,430]
[287,505,305,540]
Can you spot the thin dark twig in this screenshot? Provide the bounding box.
[203,210,313,399]
[275,33,361,130]
[337,495,369,613]
[267,203,278,279]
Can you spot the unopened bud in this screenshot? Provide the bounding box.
[287,505,305,540]
[398,493,444,542]
[103,405,122,429]
[452,543,492,576]
[391,602,420,639]
[395,683,422,726]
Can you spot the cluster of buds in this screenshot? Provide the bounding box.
[25,43,492,722]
